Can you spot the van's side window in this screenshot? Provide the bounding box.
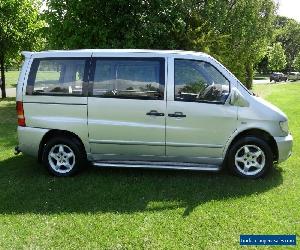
[174,59,230,103]
[92,58,165,100]
[26,59,86,96]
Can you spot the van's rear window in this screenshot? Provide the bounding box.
[26,58,87,96]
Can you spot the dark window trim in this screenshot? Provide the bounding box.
[30,92,84,97]
[174,58,231,105]
[88,57,166,100]
[26,57,90,97]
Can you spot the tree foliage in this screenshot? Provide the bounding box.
[274,16,300,71]
[0,0,43,98]
[189,0,276,89]
[43,0,275,89]
[44,0,192,50]
[268,42,287,72]
[293,52,300,71]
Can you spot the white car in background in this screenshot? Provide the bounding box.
[288,72,300,81]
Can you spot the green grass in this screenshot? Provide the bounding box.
[0,84,299,249]
[4,71,74,89]
[5,71,20,88]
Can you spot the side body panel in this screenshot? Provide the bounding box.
[88,53,167,161]
[18,126,49,156]
[165,55,238,164]
[88,98,166,159]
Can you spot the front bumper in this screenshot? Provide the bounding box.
[275,134,293,163]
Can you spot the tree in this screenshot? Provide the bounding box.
[0,0,43,98]
[44,0,191,50]
[187,0,276,89]
[255,56,269,75]
[268,43,287,72]
[274,16,300,72]
[45,0,276,89]
[293,52,300,71]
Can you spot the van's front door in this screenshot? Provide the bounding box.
[88,55,166,161]
[166,57,237,164]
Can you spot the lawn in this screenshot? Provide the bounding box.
[0,83,299,249]
[4,71,20,88]
[4,71,68,89]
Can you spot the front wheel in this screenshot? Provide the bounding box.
[227,137,273,179]
[42,136,85,176]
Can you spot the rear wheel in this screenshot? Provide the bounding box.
[227,136,273,179]
[42,136,85,176]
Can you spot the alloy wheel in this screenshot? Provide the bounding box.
[48,144,76,174]
[234,144,266,176]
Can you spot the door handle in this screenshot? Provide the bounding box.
[168,112,186,118]
[146,110,165,117]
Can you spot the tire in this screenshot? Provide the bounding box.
[227,136,273,179]
[42,136,86,177]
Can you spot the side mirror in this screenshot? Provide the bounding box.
[230,88,249,107]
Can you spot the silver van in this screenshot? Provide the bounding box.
[16,49,293,178]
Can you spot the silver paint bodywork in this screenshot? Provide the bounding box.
[16,49,293,170]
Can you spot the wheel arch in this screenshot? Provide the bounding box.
[38,129,87,162]
[224,128,278,163]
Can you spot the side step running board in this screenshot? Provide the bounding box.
[92,161,221,172]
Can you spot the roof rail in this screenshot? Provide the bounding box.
[21,51,34,58]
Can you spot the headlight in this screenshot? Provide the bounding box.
[279,120,289,135]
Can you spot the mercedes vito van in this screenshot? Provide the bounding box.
[15,49,293,178]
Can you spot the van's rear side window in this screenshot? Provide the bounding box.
[26,58,88,96]
[91,58,165,100]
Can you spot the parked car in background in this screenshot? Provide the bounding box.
[15,49,293,179]
[288,72,300,82]
[270,72,288,83]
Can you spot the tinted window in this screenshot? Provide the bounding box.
[175,59,230,103]
[27,59,86,95]
[92,58,165,100]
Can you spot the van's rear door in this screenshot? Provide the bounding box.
[22,51,92,152]
[87,53,167,161]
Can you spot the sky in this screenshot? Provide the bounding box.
[277,0,300,22]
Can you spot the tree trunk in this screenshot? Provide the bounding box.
[245,62,253,90]
[0,54,7,99]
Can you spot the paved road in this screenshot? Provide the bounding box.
[0,88,16,98]
[253,79,270,84]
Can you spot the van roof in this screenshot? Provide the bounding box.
[22,49,210,58]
